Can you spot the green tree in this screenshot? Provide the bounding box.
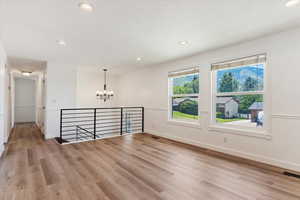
[191,76,199,93]
[219,72,239,92]
[178,99,198,115]
[173,76,199,95]
[237,94,263,114]
[243,77,258,91]
[173,86,186,94]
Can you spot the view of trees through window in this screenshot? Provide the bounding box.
[170,73,199,121]
[215,64,264,127]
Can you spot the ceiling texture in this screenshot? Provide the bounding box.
[1,0,300,74]
[8,57,46,72]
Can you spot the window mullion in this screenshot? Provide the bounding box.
[172,94,199,98]
[216,91,264,97]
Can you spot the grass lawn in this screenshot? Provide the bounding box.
[173,111,198,120]
[216,118,248,123]
[172,111,248,122]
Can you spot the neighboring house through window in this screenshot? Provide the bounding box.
[216,97,239,118]
[212,54,266,129]
[168,68,199,122]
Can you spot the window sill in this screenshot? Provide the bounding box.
[208,125,272,140]
[167,120,202,129]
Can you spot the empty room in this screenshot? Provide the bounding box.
[1,0,300,199]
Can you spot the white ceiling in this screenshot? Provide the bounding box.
[8,57,46,72]
[1,0,300,74]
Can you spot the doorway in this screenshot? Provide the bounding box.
[14,77,36,123]
[7,57,47,137]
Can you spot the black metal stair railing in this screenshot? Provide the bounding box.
[59,107,144,144]
[75,125,94,141]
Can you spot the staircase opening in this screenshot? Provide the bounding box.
[59,107,144,144]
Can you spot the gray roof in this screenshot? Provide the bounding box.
[249,102,263,110]
[216,97,235,104]
[173,98,191,105]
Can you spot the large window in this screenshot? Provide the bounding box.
[168,68,199,122]
[212,54,266,129]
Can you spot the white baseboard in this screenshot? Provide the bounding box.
[145,129,300,173]
[35,123,44,135]
[45,135,55,140]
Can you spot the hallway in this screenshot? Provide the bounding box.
[1,124,300,200]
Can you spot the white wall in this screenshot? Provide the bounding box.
[0,41,7,156]
[76,67,120,108]
[35,72,46,133]
[14,78,36,122]
[45,63,77,139]
[10,71,16,128]
[118,27,300,172]
[4,68,12,142]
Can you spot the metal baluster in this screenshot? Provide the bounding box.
[60,109,63,144]
[94,108,96,139]
[142,107,144,133]
[76,126,78,140]
[120,107,123,135]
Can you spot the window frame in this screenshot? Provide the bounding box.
[168,68,200,125]
[210,54,271,136]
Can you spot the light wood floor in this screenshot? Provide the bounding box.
[1,124,300,200]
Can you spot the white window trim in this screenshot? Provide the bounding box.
[208,125,271,140]
[216,90,263,97]
[168,70,201,126]
[210,56,272,138]
[171,94,199,98]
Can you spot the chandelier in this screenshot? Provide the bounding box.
[96,69,114,102]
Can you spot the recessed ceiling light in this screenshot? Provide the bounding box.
[136,57,142,61]
[57,40,66,46]
[78,2,94,12]
[285,0,300,7]
[179,41,189,46]
[22,71,32,76]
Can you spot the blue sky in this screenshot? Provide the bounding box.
[173,74,199,87]
[172,64,264,91]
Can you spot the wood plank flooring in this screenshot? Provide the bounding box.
[1,123,300,200]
